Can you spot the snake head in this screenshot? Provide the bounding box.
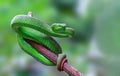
[51,23,74,37]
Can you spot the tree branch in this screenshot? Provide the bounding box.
[26,39,83,76]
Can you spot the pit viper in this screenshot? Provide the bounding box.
[11,12,74,65]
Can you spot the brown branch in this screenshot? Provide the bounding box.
[25,39,83,76]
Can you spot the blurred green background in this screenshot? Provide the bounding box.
[0,0,120,76]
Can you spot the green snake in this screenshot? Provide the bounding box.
[11,12,74,66]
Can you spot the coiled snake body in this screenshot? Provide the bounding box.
[11,12,74,65]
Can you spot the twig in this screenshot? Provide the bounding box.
[25,39,83,76]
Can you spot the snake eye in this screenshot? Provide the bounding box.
[51,23,66,33]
